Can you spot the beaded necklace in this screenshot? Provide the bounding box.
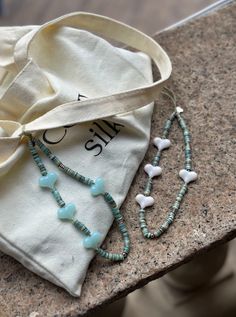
[136,88,198,239]
[24,88,196,260]
[25,134,130,261]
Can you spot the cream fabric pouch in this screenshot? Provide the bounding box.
[0,13,171,296]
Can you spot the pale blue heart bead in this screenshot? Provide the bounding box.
[83,231,103,249]
[58,203,76,220]
[90,177,105,196]
[39,172,58,189]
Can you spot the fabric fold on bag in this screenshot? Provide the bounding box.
[0,12,171,177]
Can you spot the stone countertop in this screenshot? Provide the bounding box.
[0,2,236,316]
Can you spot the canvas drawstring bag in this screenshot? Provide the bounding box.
[0,12,171,296]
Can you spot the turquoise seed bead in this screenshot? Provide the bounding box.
[51,188,65,207]
[73,220,91,236]
[144,180,152,196]
[83,232,103,249]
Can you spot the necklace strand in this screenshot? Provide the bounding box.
[136,88,198,239]
[26,134,130,261]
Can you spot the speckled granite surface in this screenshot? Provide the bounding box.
[0,3,236,317]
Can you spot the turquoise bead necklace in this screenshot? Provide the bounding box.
[25,134,130,261]
[136,87,198,239]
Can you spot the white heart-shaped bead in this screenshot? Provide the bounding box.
[135,194,154,209]
[176,106,184,113]
[153,137,171,151]
[179,169,198,184]
[144,164,162,178]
